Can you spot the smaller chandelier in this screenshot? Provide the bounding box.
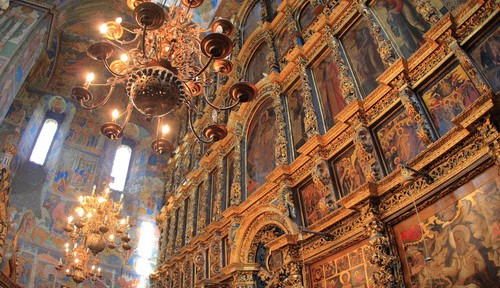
[72,0,257,155]
[56,243,102,284]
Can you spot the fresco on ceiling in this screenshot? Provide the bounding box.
[371,0,431,59]
[242,1,262,43]
[246,42,269,85]
[309,241,379,287]
[342,19,385,97]
[16,251,34,287]
[287,88,307,153]
[246,98,276,196]
[332,145,366,198]
[470,27,500,94]
[375,108,426,173]
[393,169,500,287]
[298,2,315,31]
[312,52,346,129]
[0,3,42,60]
[421,63,480,137]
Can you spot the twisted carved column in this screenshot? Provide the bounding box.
[185,187,196,245]
[271,82,289,166]
[359,4,397,68]
[175,202,186,252]
[232,270,255,288]
[212,154,225,222]
[298,57,319,138]
[398,86,434,145]
[264,28,279,72]
[197,173,210,234]
[282,244,304,288]
[478,117,500,174]
[230,124,243,206]
[353,125,383,183]
[166,210,176,256]
[323,27,358,104]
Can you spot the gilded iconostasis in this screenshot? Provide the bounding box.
[0,0,498,287]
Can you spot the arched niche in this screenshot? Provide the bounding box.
[231,204,297,264]
[245,41,270,85]
[245,97,276,197]
[242,1,263,44]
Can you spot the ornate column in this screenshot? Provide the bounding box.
[212,154,225,222]
[230,123,243,206]
[232,270,255,288]
[186,187,197,245]
[232,19,242,58]
[298,57,319,138]
[359,4,397,67]
[353,125,383,183]
[175,201,186,252]
[183,257,193,288]
[282,244,304,288]
[396,77,434,145]
[197,173,210,234]
[449,42,489,95]
[271,82,289,166]
[209,238,223,277]
[478,117,500,174]
[414,0,441,24]
[323,27,358,105]
[264,28,279,72]
[194,249,206,284]
[364,199,401,287]
[166,209,176,256]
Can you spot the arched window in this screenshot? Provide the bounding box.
[109,144,132,191]
[29,118,58,165]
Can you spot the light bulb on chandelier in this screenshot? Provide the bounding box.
[72,0,257,155]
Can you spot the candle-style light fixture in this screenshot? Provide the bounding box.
[58,184,132,283]
[72,0,257,155]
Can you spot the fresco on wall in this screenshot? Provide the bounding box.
[312,52,346,129]
[421,63,481,137]
[52,148,98,197]
[332,145,366,197]
[375,108,426,173]
[393,169,500,287]
[287,88,307,153]
[0,3,42,60]
[242,1,262,43]
[298,3,315,31]
[470,28,500,93]
[247,98,276,196]
[342,20,385,97]
[246,42,269,85]
[371,0,431,59]
[65,110,104,154]
[310,241,379,287]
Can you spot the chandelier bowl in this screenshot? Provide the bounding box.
[151,138,174,155]
[87,42,114,61]
[127,66,185,120]
[87,233,106,255]
[180,0,204,8]
[229,82,257,103]
[133,2,165,29]
[200,33,233,59]
[72,87,93,103]
[203,124,228,142]
[101,122,123,140]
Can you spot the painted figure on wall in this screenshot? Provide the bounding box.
[333,146,365,197]
[312,53,346,129]
[246,42,269,85]
[288,88,307,152]
[397,176,500,287]
[470,28,500,93]
[376,109,426,172]
[247,99,276,196]
[373,0,430,58]
[343,20,385,97]
[422,64,480,136]
[4,100,26,127]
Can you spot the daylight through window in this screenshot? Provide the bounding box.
[29,118,58,165]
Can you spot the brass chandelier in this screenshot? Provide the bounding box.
[59,184,132,283]
[72,0,257,155]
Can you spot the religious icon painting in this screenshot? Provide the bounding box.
[245,41,269,85]
[469,27,500,93]
[297,178,331,226]
[342,19,386,97]
[392,167,500,287]
[298,2,315,32]
[375,107,426,173]
[311,51,346,130]
[246,98,276,196]
[370,0,431,59]
[420,63,481,137]
[242,1,262,43]
[286,86,308,154]
[331,145,366,198]
[276,27,293,60]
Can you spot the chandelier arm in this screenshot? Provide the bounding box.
[117,102,134,138]
[112,31,142,46]
[187,107,215,144]
[141,25,149,59]
[103,59,128,78]
[185,55,214,81]
[201,91,240,111]
[79,84,116,110]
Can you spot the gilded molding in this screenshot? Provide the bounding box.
[297,57,319,138]
[271,82,289,166]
